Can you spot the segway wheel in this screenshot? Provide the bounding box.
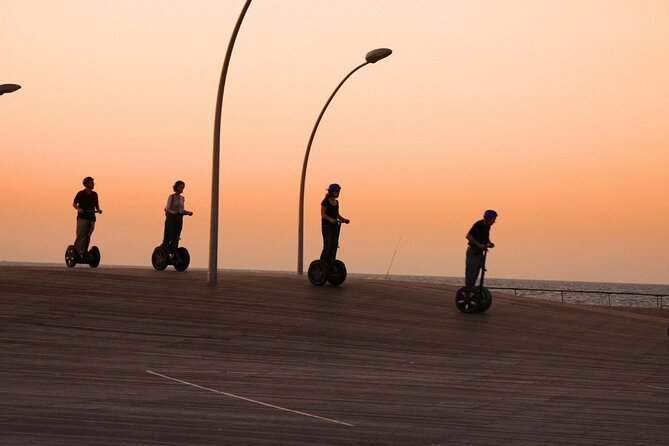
[65,245,77,267]
[173,247,190,272]
[327,260,347,286]
[87,246,100,268]
[307,260,328,286]
[455,286,482,313]
[478,286,493,313]
[151,246,169,271]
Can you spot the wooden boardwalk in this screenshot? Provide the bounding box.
[1,265,668,445]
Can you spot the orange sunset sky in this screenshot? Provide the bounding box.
[2,0,668,284]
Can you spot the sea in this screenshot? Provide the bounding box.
[352,273,669,309]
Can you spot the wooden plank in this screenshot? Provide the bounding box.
[1,266,668,445]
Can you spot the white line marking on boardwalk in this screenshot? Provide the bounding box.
[146,370,354,427]
[645,385,668,391]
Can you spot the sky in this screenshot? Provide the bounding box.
[2,0,668,284]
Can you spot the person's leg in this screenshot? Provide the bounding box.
[74,219,88,257]
[320,224,336,264]
[84,221,95,253]
[331,223,341,262]
[465,247,482,287]
[162,217,172,248]
[173,216,184,251]
[163,216,178,253]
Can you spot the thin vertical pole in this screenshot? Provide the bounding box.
[209,0,253,285]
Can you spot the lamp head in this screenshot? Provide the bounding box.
[365,48,392,64]
[0,84,21,95]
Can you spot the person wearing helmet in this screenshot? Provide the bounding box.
[162,180,193,255]
[72,177,102,259]
[465,210,497,287]
[320,183,350,264]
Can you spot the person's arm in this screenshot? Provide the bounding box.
[336,211,350,224]
[466,232,492,249]
[165,195,176,215]
[183,197,193,216]
[466,232,486,249]
[94,194,102,214]
[321,205,336,223]
[73,193,84,213]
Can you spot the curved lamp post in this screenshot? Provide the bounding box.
[209,0,253,285]
[297,48,392,274]
[0,84,21,95]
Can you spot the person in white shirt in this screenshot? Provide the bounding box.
[162,180,193,254]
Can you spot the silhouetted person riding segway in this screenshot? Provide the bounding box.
[456,210,498,313]
[65,176,102,268]
[308,183,350,286]
[151,180,193,271]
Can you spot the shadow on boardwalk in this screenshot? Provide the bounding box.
[1,266,668,445]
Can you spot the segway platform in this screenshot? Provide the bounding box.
[65,245,101,268]
[308,220,348,287]
[151,246,190,272]
[455,285,492,313]
[455,250,493,313]
[308,259,347,286]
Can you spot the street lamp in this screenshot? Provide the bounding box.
[297,48,392,275]
[0,84,21,95]
[209,0,253,285]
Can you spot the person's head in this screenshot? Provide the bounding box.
[82,176,94,189]
[173,180,185,193]
[483,209,498,225]
[326,183,341,197]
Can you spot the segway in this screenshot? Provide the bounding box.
[151,213,191,272]
[65,210,102,268]
[65,245,101,268]
[455,249,493,313]
[151,246,190,271]
[308,220,348,286]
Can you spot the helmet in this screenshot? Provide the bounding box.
[82,176,94,186]
[483,209,498,218]
[327,183,342,191]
